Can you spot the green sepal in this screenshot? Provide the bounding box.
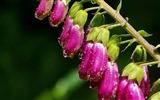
[95,28,110,46]
[121,39,135,52]
[90,12,105,27]
[66,0,71,5]
[87,27,100,41]
[151,78,160,94]
[107,35,121,48]
[116,0,122,13]
[108,44,120,62]
[122,63,137,76]
[138,30,152,37]
[149,92,160,100]
[128,66,144,85]
[73,10,88,28]
[69,2,83,18]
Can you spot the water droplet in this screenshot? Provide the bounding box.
[63,50,68,58]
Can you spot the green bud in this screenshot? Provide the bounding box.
[90,12,105,27]
[95,28,110,46]
[69,2,83,18]
[108,44,120,62]
[107,35,121,47]
[87,27,100,41]
[151,78,160,94]
[128,66,144,85]
[131,45,147,62]
[122,63,137,76]
[149,92,160,100]
[73,10,88,28]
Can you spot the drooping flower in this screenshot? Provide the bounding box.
[59,16,73,46]
[125,81,145,100]
[35,0,54,20]
[139,66,150,98]
[78,42,108,82]
[98,61,119,100]
[49,0,68,27]
[78,42,93,80]
[87,43,108,82]
[63,25,84,58]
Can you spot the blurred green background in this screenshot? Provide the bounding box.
[0,0,160,100]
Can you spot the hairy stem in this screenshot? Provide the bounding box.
[95,0,160,61]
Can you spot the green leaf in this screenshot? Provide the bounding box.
[138,30,152,37]
[116,0,122,13]
[121,39,135,52]
[90,12,105,27]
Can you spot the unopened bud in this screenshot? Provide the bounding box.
[69,2,83,18]
[73,10,88,28]
[108,44,120,62]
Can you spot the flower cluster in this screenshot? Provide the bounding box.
[35,0,153,100]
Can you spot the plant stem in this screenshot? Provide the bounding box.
[84,7,100,12]
[95,0,160,61]
[139,61,160,67]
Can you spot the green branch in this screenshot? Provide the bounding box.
[95,0,160,62]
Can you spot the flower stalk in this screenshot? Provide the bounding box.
[94,0,160,62]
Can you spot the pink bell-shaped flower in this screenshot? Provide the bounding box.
[49,0,68,27]
[139,66,150,98]
[98,61,119,100]
[35,0,54,20]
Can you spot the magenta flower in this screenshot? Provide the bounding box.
[59,16,73,46]
[49,0,68,27]
[139,66,150,98]
[90,80,101,90]
[116,77,129,100]
[35,0,54,20]
[78,42,93,80]
[87,43,108,82]
[98,61,119,100]
[63,25,84,58]
[125,81,145,100]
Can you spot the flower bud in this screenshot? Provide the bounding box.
[63,25,84,58]
[69,2,83,18]
[35,0,54,20]
[78,42,93,80]
[125,81,145,100]
[87,43,108,82]
[49,0,68,27]
[59,16,73,46]
[107,35,121,48]
[131,45,147,62]
[95,28,110,46]
[98,61,119,99]
[139,66,150,98]
[73,10,88,28]
[108,44,120,62]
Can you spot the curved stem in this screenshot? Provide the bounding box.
[95,0,160,62]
